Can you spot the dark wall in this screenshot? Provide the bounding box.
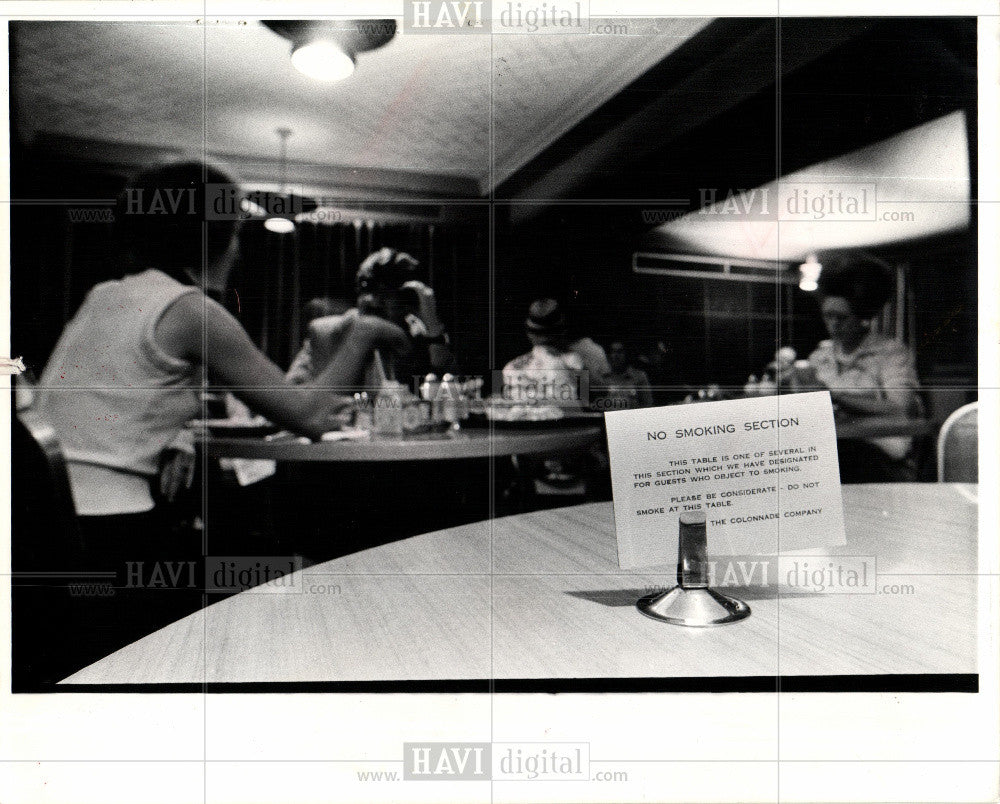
[10,149,490,377]
[230,213,489,370]
[10,149,123,374]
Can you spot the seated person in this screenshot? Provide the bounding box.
[285,296,352,385]
[303,296,351,334]
[287,248,456,389]
[31,160,407,677]
[501,300,612,499]
[805,263,922,482]
[566,330,611,387]
[502,298,587,407]
[603,340,654,409]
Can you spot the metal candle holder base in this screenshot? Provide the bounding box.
[637,586,751,626]
[637,511,751,627]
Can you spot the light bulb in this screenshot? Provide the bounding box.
[798,254,821,291]
[264,217,296,234]
[291,40,355,81]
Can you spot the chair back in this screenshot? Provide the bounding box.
[13,409,82,569]
[12,409,87,690]
[937,402,978,483]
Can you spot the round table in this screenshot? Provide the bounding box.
[61,484,978,687]
[204,423,605,461]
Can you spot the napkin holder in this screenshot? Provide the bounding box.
[637,511,751,626]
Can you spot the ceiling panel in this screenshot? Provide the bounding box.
[644,111,971,262]
[12,19,708,195]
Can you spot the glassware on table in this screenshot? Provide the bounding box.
[438,374,461,431]
[420,373,440,419]
[756,375,778,396]
[790,359,817,391]
[401,387,429,434]
[373,381,405,436]
[352,392,374,431]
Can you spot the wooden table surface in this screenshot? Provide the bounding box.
[204,423,604,461]
[63,484,977,685]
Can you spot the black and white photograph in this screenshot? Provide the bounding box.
[2,3,997,803]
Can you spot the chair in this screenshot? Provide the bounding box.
[12,409,86,690]
[12,410,82,567]
[937,402,978,483]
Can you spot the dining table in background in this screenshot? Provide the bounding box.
[833,415,935,441]
[199,412,932,462]
[62,483,978,688]
[202,421,605,462]
[198,419,608,564]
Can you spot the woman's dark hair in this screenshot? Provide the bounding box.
[816,263,895,320]
[355,247,422,297]
[115,160,241,283]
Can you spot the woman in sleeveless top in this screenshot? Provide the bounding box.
[29,161,409,683]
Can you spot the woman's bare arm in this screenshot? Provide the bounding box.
[156,293,407,439]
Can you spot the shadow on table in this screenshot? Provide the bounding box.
[567,585,823,607]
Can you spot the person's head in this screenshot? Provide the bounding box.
[608,340,629,373]
[816,263,894,351]
[355,247,422,321]
[115,160,242,291]
[524,298,568,348]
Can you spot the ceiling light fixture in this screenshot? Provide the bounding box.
[798,253,822,292]
[263,20,397,83]
[265,126,296,235]
[290,39,356,82]
[264,216,296,234]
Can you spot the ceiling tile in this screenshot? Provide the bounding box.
[13,19,707,193]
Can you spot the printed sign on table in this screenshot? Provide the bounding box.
[605,392,846,569]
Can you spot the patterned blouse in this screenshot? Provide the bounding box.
[808,331,920,459]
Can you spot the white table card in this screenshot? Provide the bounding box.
[605,392,846,569]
